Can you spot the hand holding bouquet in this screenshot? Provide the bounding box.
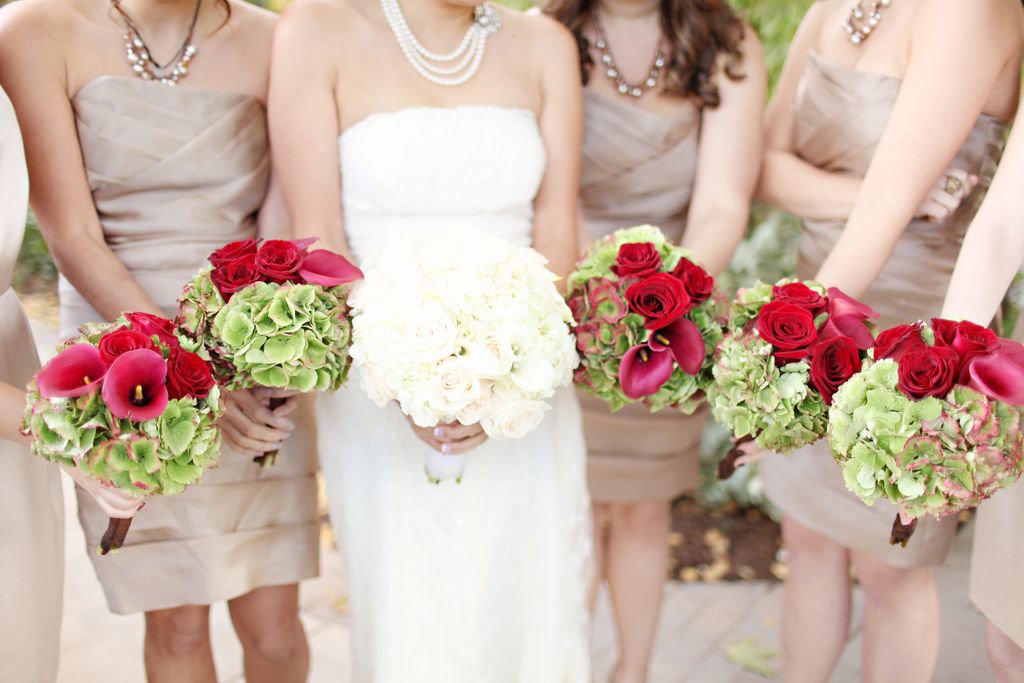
[349,224,578,483]
[828,319,1024,546]
[23,314,222,554]
[708,280,877,479]
[565,225,722,414]
[177,238,362,466]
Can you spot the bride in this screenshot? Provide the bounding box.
[268,0,591,680]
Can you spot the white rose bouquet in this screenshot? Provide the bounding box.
[349,225,578,482]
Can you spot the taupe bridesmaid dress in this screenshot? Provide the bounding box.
[579,89,707,502]
[759,54,1007,567]
[970,325,1024,646]
[64,77,318,614]
[0,85,64,680]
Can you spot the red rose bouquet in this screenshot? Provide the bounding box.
[177,238,362,466]
[565,225,723,413]
[22,314,222,554]
[828,319,1024,545]
[707,279,877,478]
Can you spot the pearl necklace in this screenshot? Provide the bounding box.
[111,0,200,86]
[593,14,665,99]
[842,0,892,45]
[380,0,500,87]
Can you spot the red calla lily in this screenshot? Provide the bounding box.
[101,349,169,422]
[826,287,878,322]
[966,349,1024,406]
[648,317,705,375]
[36,344,108,398]
[298,250,364,287]
[619,344,674,399]
[291,237,318,251]
[819,314,876,350]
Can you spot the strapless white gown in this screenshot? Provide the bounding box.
[318,106,592,683]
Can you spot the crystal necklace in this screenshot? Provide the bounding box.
[842,0,892,45]
[111,0,200,86]
[380,0,501,87]
[593,13,665,99]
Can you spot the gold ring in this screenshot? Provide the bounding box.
[945,175,963,195]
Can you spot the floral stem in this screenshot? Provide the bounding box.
[718,434,756,480]
[253,397,286,468]
[99,517,133,555]
[889,513,918,547]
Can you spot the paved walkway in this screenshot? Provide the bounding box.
[31,319,992,682]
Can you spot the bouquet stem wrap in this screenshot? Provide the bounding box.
[100,517,134,555]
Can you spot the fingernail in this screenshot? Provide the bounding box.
[138,502,145,510]
[441,444,452,455]
[434,427,445,437]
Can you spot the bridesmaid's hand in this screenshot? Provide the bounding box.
[405,417,489,455]
[734,443,769,469]
[916,169,978,223]
[221,389,297,458]
[62,465,143,519]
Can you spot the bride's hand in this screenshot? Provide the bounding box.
[221,388,298,458]
[406,417,489,455]
[61,465,144,519]
[916,168,977,222]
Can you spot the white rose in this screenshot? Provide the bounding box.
[456,381,494,425]
[432,358,481,413]
[461,337,514,380]
[481,396,549,440]
[403,299,458,363]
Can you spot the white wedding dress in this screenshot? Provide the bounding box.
[317,106,592,683]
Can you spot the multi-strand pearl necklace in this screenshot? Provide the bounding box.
[111,0,200,86]
[380,0,501,87]
[842,0,892,45]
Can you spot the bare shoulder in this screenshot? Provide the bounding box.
[227,0,279,38]
[0,0,76,47]
[277,0,371,46]
[505,6,575,53]
[912,0,1021,38]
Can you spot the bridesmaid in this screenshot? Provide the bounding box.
[756,0,1023,680]
[544,0,764,679]
[941,103,1024,682]
[0,1,318,682]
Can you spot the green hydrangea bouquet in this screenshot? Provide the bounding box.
[707,279,877,478]
[565,225,723,414]
[828,319,1024,546]
[23,313,222,553]
[177,238,362,466]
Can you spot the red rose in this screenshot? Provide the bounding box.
[809,336,862,404]
[98,328,157,367]
[931,318,998,376]
[210,258,261,299]
[209,239,258,268]
[255,240,305,283]
[612,242,663,278]
[772,282,826,315]
[165,346,215,401]
[672,258,714,304]
[125,312,180,349]
[897,346,960,399]
[756,300,819,352]
[874,323,925,362]
[625,273,692,330]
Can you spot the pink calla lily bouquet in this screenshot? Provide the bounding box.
[566,225,723,415]
[23,313,223,554]
[176,238,363,466]
[828,319,1024,546]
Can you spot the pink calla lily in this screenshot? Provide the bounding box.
[36,344,108,398]
[291,237,318,251]
[619,344,674,399]
[101,349,169,422]
[966,352,1024,406]
[827,287,879,321]
[648,317,705,375]
[298,249,364,287]
[819,314,876,350]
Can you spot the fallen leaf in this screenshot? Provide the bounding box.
[726,637,779,677]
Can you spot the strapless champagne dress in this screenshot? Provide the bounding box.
[64,77,318,614]
[579,89,708,502]
[0,84,64,683]
[759,54,1007,567]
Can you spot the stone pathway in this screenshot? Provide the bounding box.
[32,318,992,682]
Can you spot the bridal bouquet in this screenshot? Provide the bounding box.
[708,280,877,478]
[177,238,362,466]
[565,225,722,414]
[349,224,578,482]
[828,319,1024,546]
[23,314,222,554]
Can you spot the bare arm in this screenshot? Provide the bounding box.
[681,27,766,276]
[0,9,162,320]
[267,1,350,257]
[0,382,27,445]
[941,103,1024,326]
[757,3,864,221]
[815,0,1018,297]
[532,18,584,284]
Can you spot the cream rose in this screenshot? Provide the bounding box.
[481,396,549,439]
